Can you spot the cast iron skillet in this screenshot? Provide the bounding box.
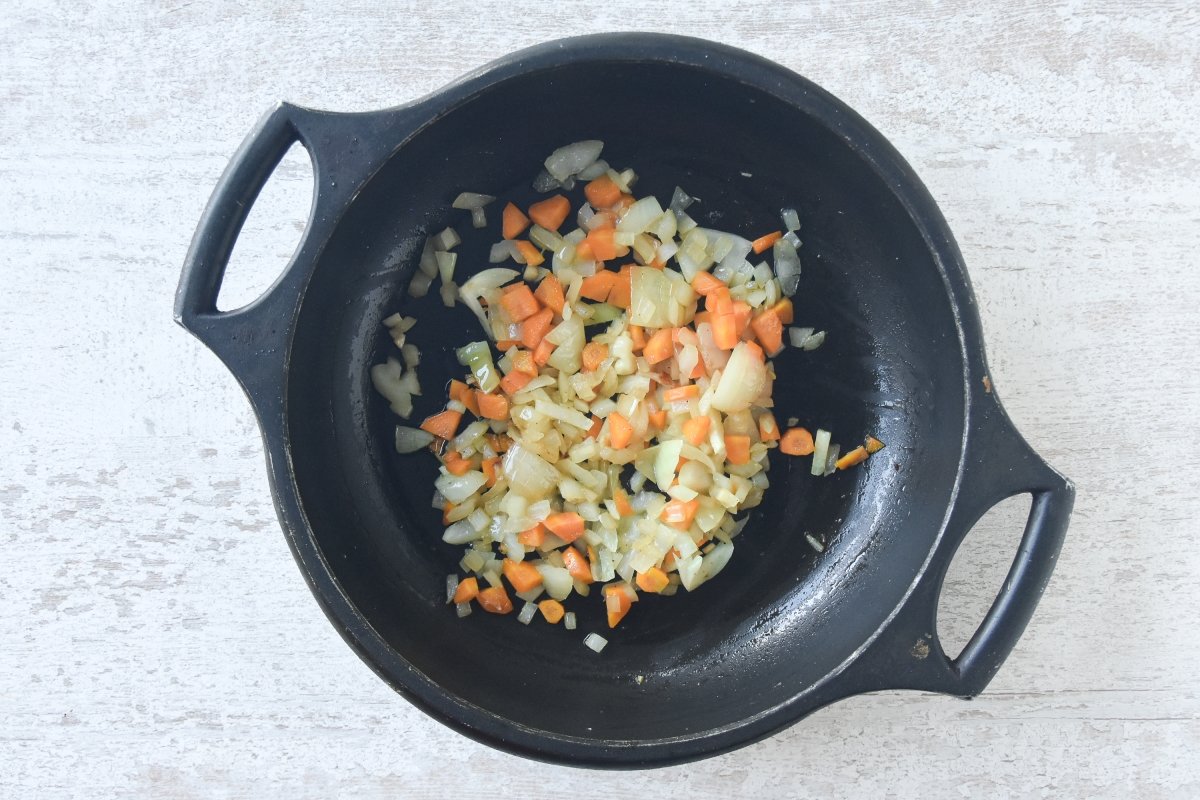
[175,34,1074,767]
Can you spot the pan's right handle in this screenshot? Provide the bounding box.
[841,393,1075,698]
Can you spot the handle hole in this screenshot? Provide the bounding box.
[936,492,1032,660]
[216,142,314,311]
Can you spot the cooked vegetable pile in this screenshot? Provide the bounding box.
[371,141,884,652]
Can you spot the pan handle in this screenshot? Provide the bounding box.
[843,393,1074,697]
[174,102,422,407]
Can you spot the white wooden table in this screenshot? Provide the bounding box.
[3,3,1197,796]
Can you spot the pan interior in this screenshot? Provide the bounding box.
[287,60,965,742]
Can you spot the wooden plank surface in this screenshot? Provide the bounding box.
[2,1,1197,796]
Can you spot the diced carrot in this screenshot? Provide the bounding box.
[647,409,667,429]
[708,286,733,316]
[643,328,675,364]
[528,194,570,230]
[448,379,480,417]
[725,434,752,465]
[477,586,513,614]
[499,369,532,395]
[575,239,594,262]
[476,390,510,421]
[579,269,617,302]
[751,230,783,254]
[499,283,540,322]
[635,566,670,594]
[608,412,634,449]
[742,340,765,362]
[420,409,462,440]
[482,456,500,487]
[519,307,554,349]
[663,384,699,403]
[603,583,633,628]
[865,436,886,454]
[562,546,593,583]
[691,271,726,296]
[731,301,753,338]
[443,450,472,476]
[543,511,585,543]
[532,338,556,366]
[583,227,619,261]
[614,488,633,517]
[586,414,603,439]
[607,264,632,309]
[682,415,711,446]
[495,339,520,353]
[517,524,545,547]
[613,193,636,213]
[511,349,537,376]
[758,411,781,442]
[538,598,566,624]
[502,202,529,239]
[584,174,622,209]
[771,298,794,325]
[502,559,543,593]
[581,341,608,372]
[452,576,479,604]
[533,273,565,314]
[514,240,545,267]
[712,313,738,349]
[628,324,646,352]
[750,307,785,355]
[661,498,700,531]
[780,427,815,456]
[836,446,870,470]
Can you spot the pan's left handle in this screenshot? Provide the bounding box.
[174,102,314,381]
[174,102,421,407]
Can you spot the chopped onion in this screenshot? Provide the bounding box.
[418,237,439,278]
[629,266,673,328]
[489,240,520,264]
[564,612,577,630]
[455,601,472,618]
[781,207,801,232]
[617,196,665,234]
[434,227,460,251]
[802,330,826,351]
[583,632,608,653]
[711,343,770,413]
[394,425,434,453]
[773,238,801,296]
[445,575,459,603]
[532,169,560,192]
[471,207,487,228]
[408,270,433,298]
[669,186,696,215]
[537,565,573,601]
[452,192,495,210]
[502,443,560,500]
[518,602,538,625]
[437,471,487,504]
[577,158,609,181]
[442,519,478,545]
[788,327,815,348]
[440,280,457,308]
[811,429,832,476]
[544,140,604,181]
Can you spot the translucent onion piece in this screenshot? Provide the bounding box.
[544,140,604,181]
[394,426,434,453]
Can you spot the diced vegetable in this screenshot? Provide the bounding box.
[370,138,864,645]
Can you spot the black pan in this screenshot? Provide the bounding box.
[175,34,1074,768]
